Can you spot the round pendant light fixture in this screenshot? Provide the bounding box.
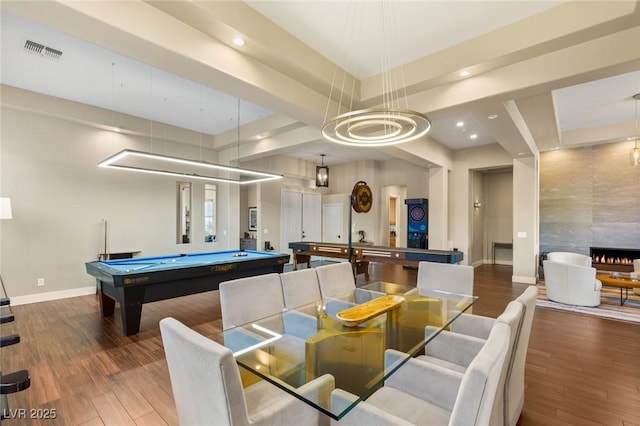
[322,108,431,147]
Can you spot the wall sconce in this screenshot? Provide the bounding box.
[473,201,482,210]
[316,154,329,187]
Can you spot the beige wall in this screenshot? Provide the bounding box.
[513,156,538,284]
[470,171,485,265]
[1,105,238,299]
[486,170,514,263]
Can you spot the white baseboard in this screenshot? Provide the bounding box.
[9,286,96,306]
[483,259,513,266]
[512,275,536,285]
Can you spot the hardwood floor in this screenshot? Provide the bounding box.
[1,264,639,425]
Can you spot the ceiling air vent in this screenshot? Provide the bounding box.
[23,39,63,62]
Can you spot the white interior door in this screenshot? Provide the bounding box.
[302,192,321,241]
[323,203,343,243]
[281,190,303,261]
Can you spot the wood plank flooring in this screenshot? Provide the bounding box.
[1,264,639,425]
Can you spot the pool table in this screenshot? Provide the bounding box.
[85,250,289,335]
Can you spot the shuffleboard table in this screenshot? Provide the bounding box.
[288,241,463,274]
[85,250,289,335]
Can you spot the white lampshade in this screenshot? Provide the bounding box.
[0,198,12,219]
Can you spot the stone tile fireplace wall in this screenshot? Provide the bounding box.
[540,142,640,258]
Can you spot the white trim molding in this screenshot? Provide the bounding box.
[9,286,95,306]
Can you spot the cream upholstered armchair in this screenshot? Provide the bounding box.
[543,252,601,307]
[547,251,592,267]
[160,317,334,426]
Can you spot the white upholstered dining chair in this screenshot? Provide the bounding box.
[160,317,334,426]
[417,261,474,296]
[421,285,537,426]
[219,273,285,330]
[331,321,512,426]
[417,302,522,425]
[219,271,319,337]
[280,268,322,309]
[315,262,356,298]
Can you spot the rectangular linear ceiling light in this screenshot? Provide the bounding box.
[98,150,283,184]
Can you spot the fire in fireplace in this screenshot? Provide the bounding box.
[590,247,640,272]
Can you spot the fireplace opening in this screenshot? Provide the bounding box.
[590,247,640,272]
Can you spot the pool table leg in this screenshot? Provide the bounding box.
[99,284,115,317]
[100,285,145,335]
[120,287,145,336]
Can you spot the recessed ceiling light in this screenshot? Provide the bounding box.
[233,37,246,46]
[488,114,499,120]
[459,70,470,77]
[456,121,464,128]
[517,152,524,156]
[470,134,478,139]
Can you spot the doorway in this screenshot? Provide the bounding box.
[389,196,398,247]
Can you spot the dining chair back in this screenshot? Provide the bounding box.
[160,317,334,426]
[315,262,356,298]
[505,285,537,426]
[160,317,248,425]
[417,261,474,295]
[280,268,322,309]
[451,321,512,425]
[219,273,284,330]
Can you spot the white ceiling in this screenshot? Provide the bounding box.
[1,1,639,167]
[245,1,565,79]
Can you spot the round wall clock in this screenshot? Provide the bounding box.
[352,181,373,213]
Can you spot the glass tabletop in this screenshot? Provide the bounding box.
[212,281,478,420]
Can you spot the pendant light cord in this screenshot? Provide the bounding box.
[635,93,639,149]
[237,98,241,167]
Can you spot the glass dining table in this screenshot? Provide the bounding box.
[210,281,478,420]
